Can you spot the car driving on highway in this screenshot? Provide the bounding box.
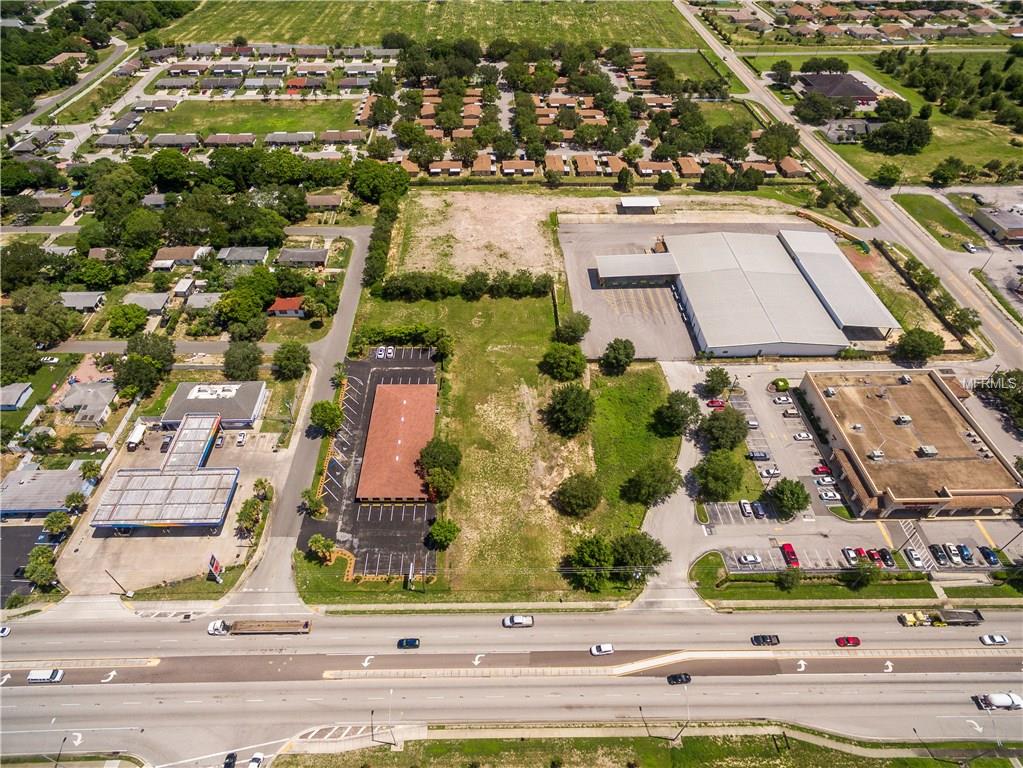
[590,643,614,656]
[666,673,692,685]
[502,615,534,628]
[835,636,860,647]
[751,634,780,646]
[980,634,1008,646]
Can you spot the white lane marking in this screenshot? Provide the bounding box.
[154,738,291,768]
[184,700,202,704]
[305,697,323,702]
[244,699,264,703]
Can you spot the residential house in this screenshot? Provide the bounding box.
[200,77,243,90]
[356,94,377,125]
[59,382,116,426]
[635,160,675,177]
[60,291,105,312]
[399,157,421,174]
[36,193,71,211]
[574,154,599,177]
[818,5,842,19]
[740,161,777,177]
[501,159,536,176]
[115,59,142,76]
[96,133,148,148]
[267,296,306,317]
[122,292,169,315]
[154,245,209,265]
[319,129,363,144]
[786,4,815,20]
[132,99,177,112]
[155,77,197,90]
[44,51,88,69]
[186,292,222,310]
[676,156,702,179]
[0,383,33,411]
[429,160,463,177]
[603,155,627,176]
[168,62,209,76]
[11,130,56,154]
[108,115,141,134]
[277,248,328,268]
[210,63,248,76]
[173,277,195,298]
[244,77,284,91]
[819,24,845,36]
[203,133,257,147]
[142,192,167,208]
[217,246,269,265]
[544,154,569,176]
[141,47,176,63]
[150,133,199,148]
[472,152,496,176]
[306,193,343,210]
[265,131,315,146]
[295,45,329,58]
[285,76,326,90]
[778,156,806,178]
[879,24,912,39]
[295,63,331,76]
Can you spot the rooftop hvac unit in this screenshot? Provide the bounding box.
[895,415,913,425]
[899,375,912,384]
[965,431,976,438]
[824,387,837,397]
[850,423,863,431]
[918,445,938,457]
[868,449,885,460]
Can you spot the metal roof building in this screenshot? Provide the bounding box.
[162,381,268,428]
[779,229,900,334]
[1,468,90,518]
[595,252,680,286]
[665,232,849,357]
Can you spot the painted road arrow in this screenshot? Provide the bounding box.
[472,654,485,667]
[101,670,117,683]
[361,656,375,668]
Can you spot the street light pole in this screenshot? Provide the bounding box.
[55,735,68,768]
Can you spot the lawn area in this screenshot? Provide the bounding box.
[690,552,937,601]
[165,0,704,47]
[590,366,682,537]
[128,563,245,600]
[0,356,81,437]
[745,52,1023,183]
[263,316,331,344]
[700,99,755,128]
[946,192,980,218]
[273,734,1006,768]
[860,271,934,330]
[140,100,355,137]
[294,550,456,604]
[892,194,983,250]
[944,583,1023,599]
[52,75,134,125]
[654,51,748,94]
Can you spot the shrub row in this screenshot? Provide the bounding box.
[380,269,554,302]
[363,192,401,286]
[350,322,452,357]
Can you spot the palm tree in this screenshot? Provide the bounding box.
[64,491,86,513]
[80,460,101,483]
[253,477,274,501]
[301,487,325,518]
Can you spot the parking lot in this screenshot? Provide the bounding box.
[317,347,439,576]
[0,523,45,603]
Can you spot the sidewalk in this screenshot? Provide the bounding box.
[317,600,628,613]
[712,597,1023,609]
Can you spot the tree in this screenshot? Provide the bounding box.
[1,334,41,386]
[419,437,462,475]
[599,338,635,376]
[842,560,878,590]
[544,169,562,188]
[776,567,802,591]
[694,449,744,501]
[451,138,479,166]
[873,162,903,188]
[80,460,101,483]
[703,366,731,396]
[949,307,981,334]
[612,531,670,580]
[64,491,86,513]
[701,406,749,451]
[349,159,410,204]
[310,400,343,435]
[770,478,811,521]
[652,390,701,436]
[273,341,310,380]
[425,467,456,501]
[621,459,683,507]
[555,311,591,344]
[106,304,148,338]
[569,535,614,591]
[302,487,325,518]
[553,473,601,517]
[616,166,633,192]
[307,533,335,562]
[114,354,163,397]
[61,433,84,455]
[771,59,793,85]
[654,171,675,191]
[43,510,71,534]
[427,517,460,550]
[793,92,838,125]
[754,123,799,163]
[0,241,47,293]
[236,497,263,536]
[253,478,274,501]
[223,340,262,380]
[125,333,175,372]
[893,328,944,363]
[540,342,587,381]
[545,383,596,437]
[24,549,57,588]
[874,97,912,122]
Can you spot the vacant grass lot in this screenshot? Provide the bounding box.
[700,99,754,128]
[690,552,937,601]
[273,735,1007,768]
[654,51,749,94]
[53,75,134,125]
[165,0,704,48]
[893,194,983,250]
[746,53,1022,183]
[140,101,355,136]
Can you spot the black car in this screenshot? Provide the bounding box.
[929,544,949,566]
[746,451,770,462]
[160,435,173,453]
[224,754,237,768]
[397,637,420,649]
[878,547,895,568]
[34,530,68,547]
[978,546,1000,567]
[666,673,692,685]
[751,634,780,646]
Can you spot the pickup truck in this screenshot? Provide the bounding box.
[207,619,311,635]
[898,609,984,627]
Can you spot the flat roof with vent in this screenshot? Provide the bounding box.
[355,384,438,502]
[162,381,267,426]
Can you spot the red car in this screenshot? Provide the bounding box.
[706,399,726,408]
[854,547,867,559]
[866,549,883,566]
[712,406,727,412]
[780,543,799,568]
[812,465,832,476]
[836,636,861,648]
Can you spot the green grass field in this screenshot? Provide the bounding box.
[700,99,755,128]
[892,194,983,250]
[140,100,355,137]
[165,0,704,48]
[654,51,749,94]
[52,76,134,125]
[745,52,1023,183]
[273,734,1010,768]
[0,355,81,436]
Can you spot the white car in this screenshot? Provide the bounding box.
[842,547,859,566]
[746,419,759,429]
[793,432,813,441]
[0,626,10,637]
[815,476,836,486]
[375,346,385,359]
[502,615,535,628]
[739,499,753,517]
[819,490,841,501]
[905,547,924,568]
[590,643,615,656]
[964,242,978,254]
[738,553,762,565]
[773,395,792,405]
[247,753,264,768]
[945,543,963,565]
[236,432,247,447]
[386,346,395,359]
[980,634,1008,646]
[759,467,781,479]
[40,356,59,364]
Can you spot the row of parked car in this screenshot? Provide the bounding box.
[927,542,1000,567]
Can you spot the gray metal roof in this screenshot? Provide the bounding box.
[596,252,679,279]
[666,232,848,351]
[122,292,169,311]
[0,382,32,408]
[185,292,222,309]
[162,381,267,424]
[277,247,328,264]
[779,229,900,331]
[0,469,88,514]
[619,196,661,208]
[91,467,238,527]
[60,291,105,310]
[217,246,268,262]
[163,413,218,470]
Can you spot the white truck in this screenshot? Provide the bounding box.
[207,619,311,635]
[975,693,1023,710]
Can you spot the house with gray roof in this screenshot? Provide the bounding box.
[155,77,197,90]
[201,77,243,90]
[122,292,169,314]
[186,292,223,310]
[151,133,199,148]
[277,248,328,267]
[60,291,106,312]
[12,130,56,154]
[142,193,167,208]
[0,383,33,411]
[96,133,148,148]
[0,468,89,518]
[217,246,268,265]
[244,77,283,90]
[265,131,315,146]
[59,382,117,426]
[141,47,176,62]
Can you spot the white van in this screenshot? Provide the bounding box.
[27,669,64,683]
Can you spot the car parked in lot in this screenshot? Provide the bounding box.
[905,547,924,568]
[215,433,225,448]
[502,615,534,628]
[706,399,726,408]
[980,634,1008,646]
[223,754,236,768]
[666,673,692,685]
[878,548,895,568]
[160,435,173,453]
[929,544,949,566]
[760,467,781,479]
[746,419,759,429]
[836,636,861,647]
[747,450,770,462]
[590,643,614,656]
[867,549,883,566]
[793,432,813,441]
[236,432,247,447]
[812,464,832,476]
[978,546,1000,567]
[35,530,67,547]
[247,754,263,768]
[751,634,780,646]
[738,553,762,565]
[773,396,792,405]
[386,346,395,359]
[842,547,859,566]
[752,501,767,519]
[815,476,835,486]
[740,499,753,517]
[375,346,386,359]
[780,543,799,567]
[957,544,974,565]
[819,490,840,501]
[944,543,963,565]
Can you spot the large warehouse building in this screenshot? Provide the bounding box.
[801,370,1023,519]
[355,384,438,502]
[92,413,239,530]
[593,229,900,357]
